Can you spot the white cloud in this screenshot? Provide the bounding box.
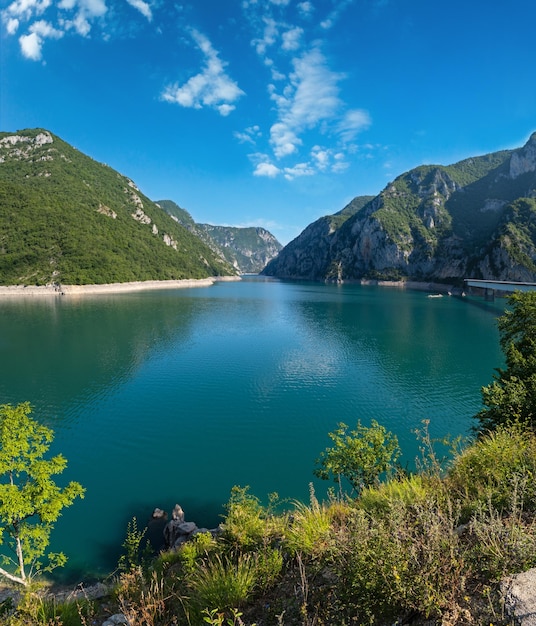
[161,29,244,116]
[252,17,278,56]
[2,0,157,59]
[4,0,51,21]
[297,1,313,17]
[268,46,342,158]
[311,146,330,170]
[30,19,63,37]
[19,31,42,59]
[18,18,62,59]
[270,121,301,157]
[331,160,349,173]
[254,162,281,177]
[281,26,302,51]
[125,0,152,21]
[283,162,315,180]
[6,17,19,33]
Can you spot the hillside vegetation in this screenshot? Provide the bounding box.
[0,129,237,285]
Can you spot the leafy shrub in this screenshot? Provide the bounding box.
[447,424,536,516]
[178,532,219,576]
[253,547,283,590]
[314,420,400,496]
[469,489,536,580]
[328,495,467,623]
[221,487,284,550]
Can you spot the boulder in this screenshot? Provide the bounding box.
[503,567,536,625]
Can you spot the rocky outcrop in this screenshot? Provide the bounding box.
[147,504,220,552]
[263,133,536,285]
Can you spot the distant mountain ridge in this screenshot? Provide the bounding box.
[157,199,282,274]
[263,133,536,285]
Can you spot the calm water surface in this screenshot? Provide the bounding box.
[0,278,504,581]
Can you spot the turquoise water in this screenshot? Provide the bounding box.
[0,278,504,581]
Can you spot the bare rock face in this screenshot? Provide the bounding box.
[503,567,536,625]
[510,133,536,179]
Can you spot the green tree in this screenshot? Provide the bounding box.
[314,420,400,496]
[0,402,85,586]
[475,291,536,433]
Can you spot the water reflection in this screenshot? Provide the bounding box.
[0,281,504,581]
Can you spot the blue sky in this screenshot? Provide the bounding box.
[2,0,536,244]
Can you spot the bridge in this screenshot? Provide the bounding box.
[464,279,536,300]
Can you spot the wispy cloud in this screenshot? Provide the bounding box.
[2,0,154,58]
[234,125,262,145]
[240,0,370,180]
[161,29,244,116]
[297,1,314,18]
[320,0,355,29]
[268,46,343,158]
[125,0,152,21]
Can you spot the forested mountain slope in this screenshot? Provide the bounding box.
[0,129,236,286]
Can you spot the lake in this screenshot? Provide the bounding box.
[0,277,504,582]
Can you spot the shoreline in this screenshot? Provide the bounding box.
[0,276,241,297]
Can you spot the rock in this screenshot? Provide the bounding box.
[172,504,185,521]
[503,567,536,625]
[177,521,197,534]
[163,518,198,548]
[152,508,167,520]
[102,614,129,626]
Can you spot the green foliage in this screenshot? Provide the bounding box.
[178,531,218,576]
[10,593,95,626]
[0,129,236,285]
[284,494,332,558]
[475,291,536,432]
[118,516,153,573]
[202,607,256,626]
[221,487,283,549]
[359,474,431,514]
[252,546,283,590]
[327,496,466,624]
[314,420,400,496]
[0,402,85,586]
[448,423,536,515]
[189,554,257,615]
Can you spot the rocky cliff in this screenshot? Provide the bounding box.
[263,133,536,285]
[157,200,282,274]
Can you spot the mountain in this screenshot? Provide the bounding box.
[157,199,282,274]
[0,129,236,286]
[263,133,536,285]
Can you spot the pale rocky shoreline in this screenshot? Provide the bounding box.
[0,276,241,297]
